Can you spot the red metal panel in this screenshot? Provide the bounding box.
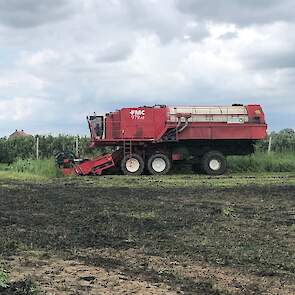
[117,107,168,140]
[119,107,166,139]
[246,105,266,123]
[250,125,268,139]
[176,122,267,140]
[111,111,121,139]
[125,107,152,139]
[62,167,75,176]
[154,107,169,140]
[211,125,251,139]
[105,115,113,140]
[178,124,212,139]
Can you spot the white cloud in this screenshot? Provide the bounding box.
[0,71,46,92]
[23,49,60,66]
[0,97,45,120]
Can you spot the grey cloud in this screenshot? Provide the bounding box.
[0,0,74,28]
[119,0,184,42]
[176,0,295,26]
[96,42,133,63]
[95,0,209,43]
[242,33,295,70]
[218,31,238,40]
[184,23,209,41]
[251,51,295,70]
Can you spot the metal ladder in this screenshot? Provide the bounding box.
[123,140,132,157]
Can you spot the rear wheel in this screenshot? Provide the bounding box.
[121,154,144,176]
[147,153,171,175]
[201,151,227,175]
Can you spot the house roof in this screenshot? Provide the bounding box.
[9,129,32,139]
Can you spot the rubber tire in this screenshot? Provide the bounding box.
[147,153,171,175]
[201,151,227,175]
[55,151,75,168]
[121,154,144,176]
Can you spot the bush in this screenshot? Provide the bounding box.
[0,269,8,288]
[8,159,61,178]
[228,153,295,173]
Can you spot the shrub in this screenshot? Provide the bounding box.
[227,153,295,173]
[8,159,61,178]
[0,269,8,288]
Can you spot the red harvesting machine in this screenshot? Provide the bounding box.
[59,104,267,176]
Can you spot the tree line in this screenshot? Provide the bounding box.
[256,128,295,153]
[0,135,102,163]
[0,129,294,163]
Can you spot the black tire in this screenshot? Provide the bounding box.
[121,154,144,176]
[147,153,171,175]
[201,151,227,175]
[55,151,75,168]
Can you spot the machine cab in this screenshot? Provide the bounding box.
[88,115,104,140]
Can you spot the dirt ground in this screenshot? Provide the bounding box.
[0,174,294,294]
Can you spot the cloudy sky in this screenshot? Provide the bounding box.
[0,0,294,136]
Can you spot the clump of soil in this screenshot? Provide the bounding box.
[0,279,39,295]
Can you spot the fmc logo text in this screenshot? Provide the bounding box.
[129,109,145,120]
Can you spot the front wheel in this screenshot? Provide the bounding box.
[121,154,144,176]
[201,151,227,175]
[147,153,171,175]
[55,151,76,168]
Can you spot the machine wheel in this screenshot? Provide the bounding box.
[147,153,171,175]
[55,151,76,168]
[201,151,227,175]
[121,154,144,176]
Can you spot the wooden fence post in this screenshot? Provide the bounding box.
[36,136,39,160]
[75,136,79,157]
[268,136,272,154]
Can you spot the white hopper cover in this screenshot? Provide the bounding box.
[168,106,249,124]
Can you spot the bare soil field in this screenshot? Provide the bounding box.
[0,174,295,294]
